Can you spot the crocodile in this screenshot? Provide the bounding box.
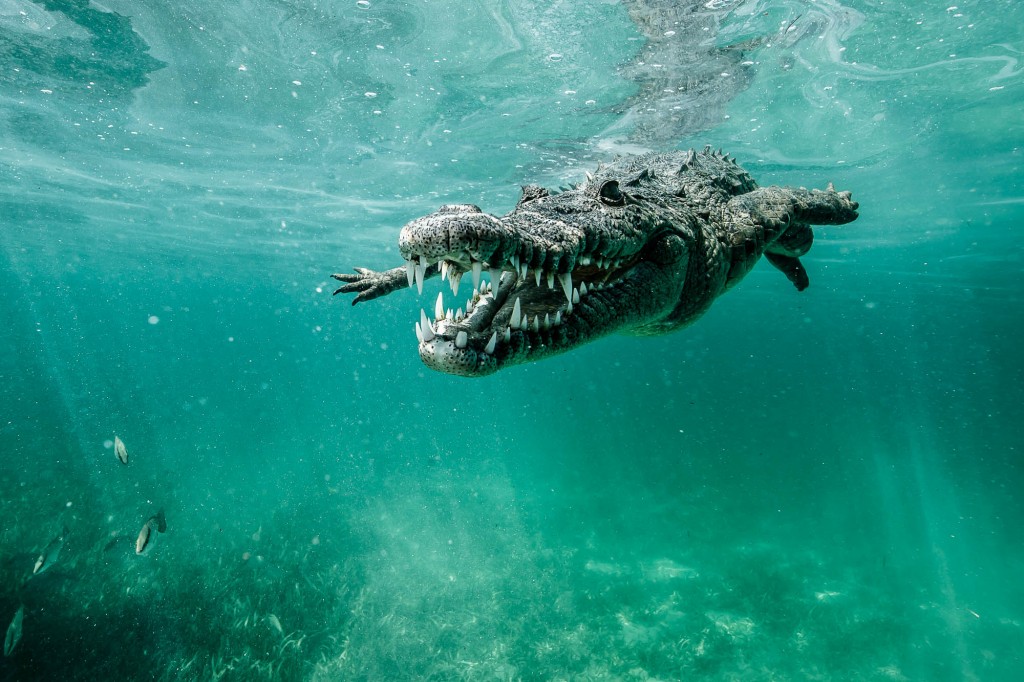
[332,147,858,377]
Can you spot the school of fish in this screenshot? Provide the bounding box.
[3,435,166,659]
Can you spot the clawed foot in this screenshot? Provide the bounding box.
[331,267,404,305]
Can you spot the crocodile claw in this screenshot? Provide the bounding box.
[331,269,390,304]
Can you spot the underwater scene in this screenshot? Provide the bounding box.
[1,0,1022,679]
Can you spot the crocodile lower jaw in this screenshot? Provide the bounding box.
[410,255,637,376]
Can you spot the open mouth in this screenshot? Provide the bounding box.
[405,249,638,373]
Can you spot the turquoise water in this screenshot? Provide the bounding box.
[1,0,1022,679]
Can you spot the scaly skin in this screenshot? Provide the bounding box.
[333,147,858,377]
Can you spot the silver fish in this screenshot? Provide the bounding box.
[32,526,69,576]
[4,605,23,657]
[135,509,167,555]
[114,435,129,465]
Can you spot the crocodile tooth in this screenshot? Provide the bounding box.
[543,313,551,330]
[554,311,562,325]
[566,298,573,314]
[449,270,461,295]
[579,281,588,296]
[510,297,522,329]
[446,309,453,321]
[405,260,415,287]
[511,254,519,273]
[534,269,542,287]
[484,331,497,354]
[531,316,540,332]
[472,261,482,290]
[435,292,444,321]
[455,331,467,349]
[580,255,591,266]
[558,272,572,303]
[416,256,427,295]
[489,267,501,288]
[440,260,449,281]
[546,271,555,290]
[503,326,511,342]
[456,308,463,319]
[420,310,435,341]
[572,288,580,304]
[415,321,423,343]
[466,299,473,313]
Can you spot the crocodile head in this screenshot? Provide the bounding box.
[401,169,694,377]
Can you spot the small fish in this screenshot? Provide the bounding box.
[32,526,69,576]
[114,435,129,465]
[135,509,167,555]
[266,613,283,634]
[4,605,23,657]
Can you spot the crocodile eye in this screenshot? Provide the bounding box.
[598,180,626,207]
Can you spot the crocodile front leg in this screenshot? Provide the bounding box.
[332,264,437,305]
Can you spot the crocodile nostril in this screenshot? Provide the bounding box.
[437,204,482,214]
